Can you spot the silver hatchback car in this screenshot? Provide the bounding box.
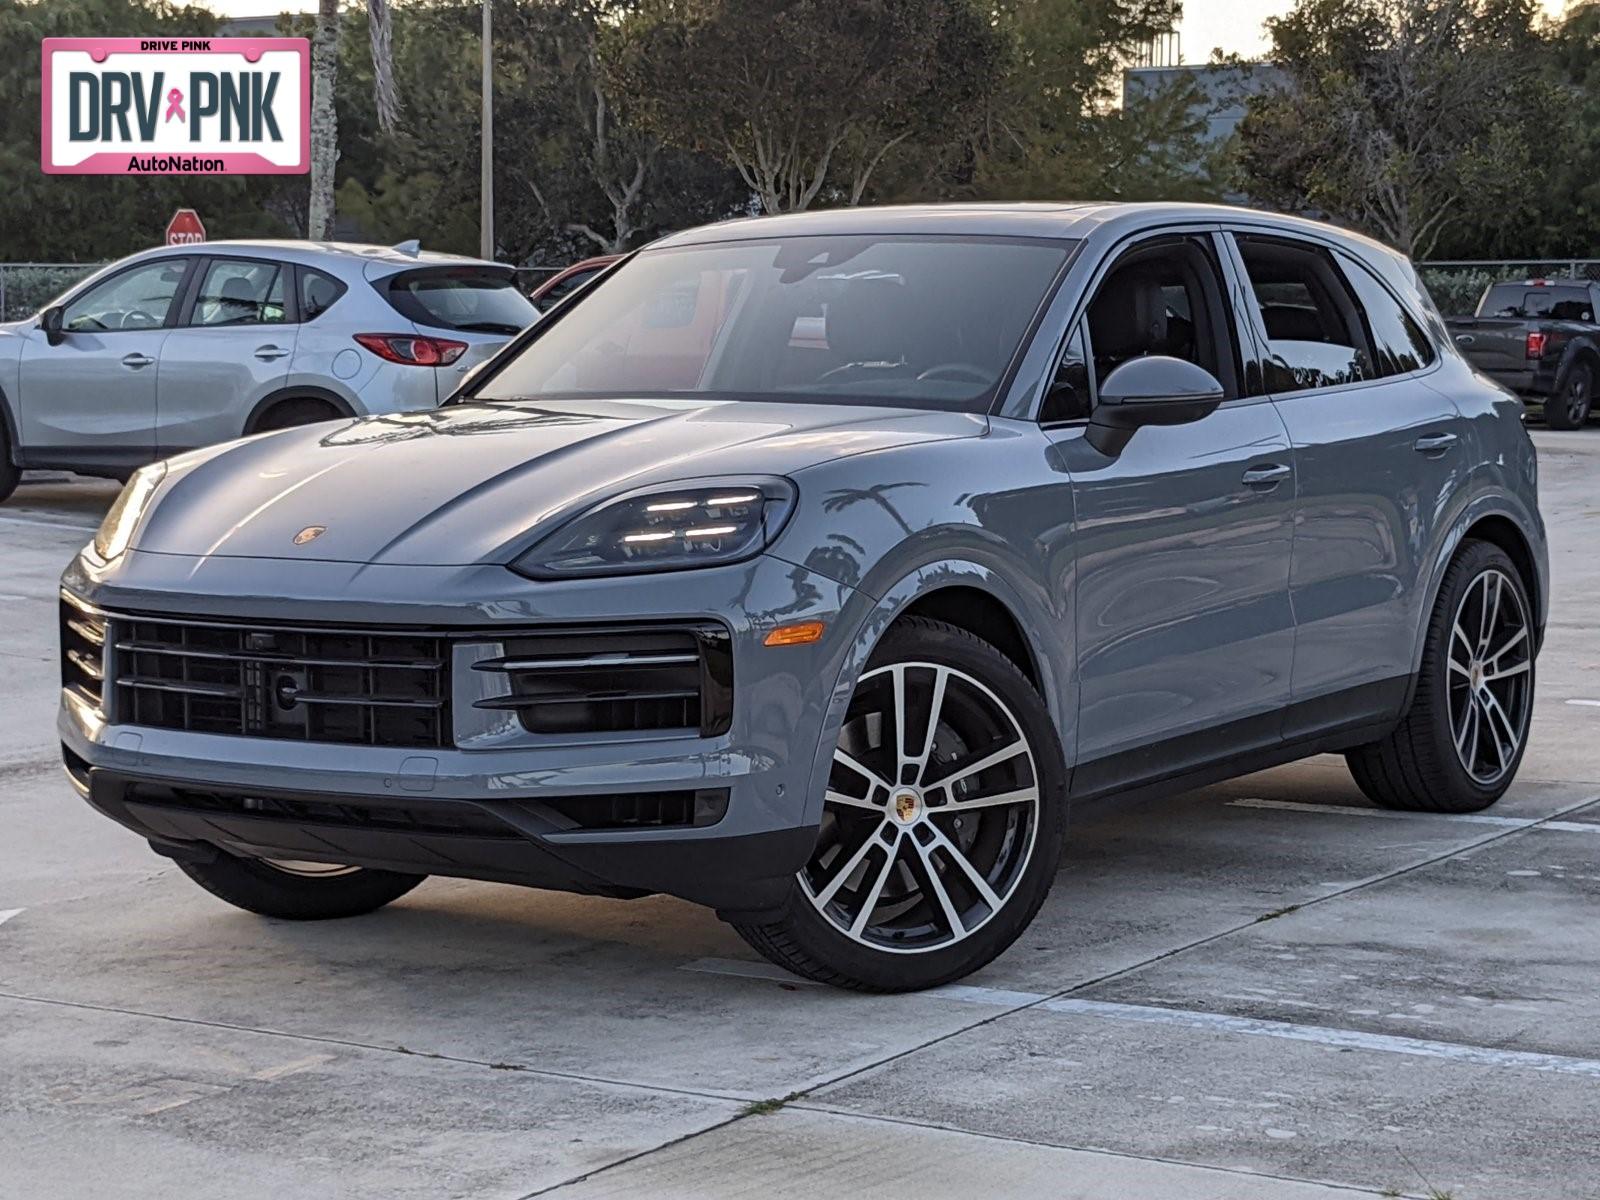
[0,239,536,502]
[59,203,1546,992]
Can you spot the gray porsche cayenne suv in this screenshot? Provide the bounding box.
[59,203,1546,992]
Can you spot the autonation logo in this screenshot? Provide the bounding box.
[42,37,309,175]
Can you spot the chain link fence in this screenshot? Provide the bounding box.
[1418,260,1600,317]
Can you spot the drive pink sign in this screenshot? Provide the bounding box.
[42,37,309,175]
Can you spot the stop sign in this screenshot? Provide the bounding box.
[165,209,206,245]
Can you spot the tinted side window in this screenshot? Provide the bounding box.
[1083,235,1238,399]
[299,268,346,322]
[190,259,287,327]
[1336,252,1435,377]
[1235,235,1369,393]
[63,259,189,332]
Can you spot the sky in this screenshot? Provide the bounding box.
[204,0,1577,63]
[1181,0,1573,60]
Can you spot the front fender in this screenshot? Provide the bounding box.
[795,556,1074,832]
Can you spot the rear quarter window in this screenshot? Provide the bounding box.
[382,267,537,334]
[299,268,347,322]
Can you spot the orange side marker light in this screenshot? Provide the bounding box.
[763,621,825,647]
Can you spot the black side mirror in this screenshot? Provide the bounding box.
[1086,355,1225,455]
[40,305,65,346]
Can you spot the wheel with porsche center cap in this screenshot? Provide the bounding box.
[734,617,1067,992]
[176,849,426,920]
[1346,541,1535,813]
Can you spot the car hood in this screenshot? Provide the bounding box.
[134,398,985,565]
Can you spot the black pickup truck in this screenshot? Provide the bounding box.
[1446,279,1600,428]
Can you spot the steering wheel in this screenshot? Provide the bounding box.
[119,309,159,330]
[915,362,992,384]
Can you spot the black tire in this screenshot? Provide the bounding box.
[733,616,1068,992]
[251,398,342,434]
[1346,541,1535,813]
[176,850,425,920]
[1544,359,1594,430]
[0,420,19,504]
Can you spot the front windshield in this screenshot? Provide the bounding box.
[474,235,1073,412]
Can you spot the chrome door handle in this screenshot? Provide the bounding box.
[1241,463,1292,489]
[120,352,154,368]
[1414,432,1458,454]
[254,345,289,361]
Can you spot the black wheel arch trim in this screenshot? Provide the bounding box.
[1556,338,1600,387]
[801,556,1064,834]
[1403,505,1543,716]
[243,386,357,436]
[0,383,19,464]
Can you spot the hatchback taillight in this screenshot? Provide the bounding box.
[354,333,467,366]
[1526,330,1547,359]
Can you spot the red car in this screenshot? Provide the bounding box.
[527,255,619,312]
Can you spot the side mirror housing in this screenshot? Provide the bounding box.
[1087,355,1225,455]
[40,305,65,346]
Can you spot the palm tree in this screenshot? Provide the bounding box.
[308,0,401,240]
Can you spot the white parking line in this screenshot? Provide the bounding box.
[681,958,1600,1079]
[1228,797,1600,834]
[0,908,24,927]
[1567,699,1600,708]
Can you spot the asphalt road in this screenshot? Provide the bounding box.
[3,433,1599,1200]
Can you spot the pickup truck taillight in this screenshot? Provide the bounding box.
[1526,330,1547,359]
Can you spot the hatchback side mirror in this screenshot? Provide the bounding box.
[1087,355,1225,455]
[40,305,65,346]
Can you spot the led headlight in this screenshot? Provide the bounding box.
[93,460,167,561]
[514,478,796,578]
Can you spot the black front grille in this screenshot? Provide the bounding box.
[472,624,733,737]
[61,595,107,711]
[123,780,518,839]
[111,615,450,749]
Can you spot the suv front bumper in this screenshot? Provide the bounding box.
[59,548,865,917]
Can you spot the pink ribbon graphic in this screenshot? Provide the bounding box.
[164,88,185,123]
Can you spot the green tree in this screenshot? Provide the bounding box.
[605,0,1008,213]
[500,0,745,255]
[308,0,399,240]
[333,0,745,263]
[864,0,1220,205]
[1234,0,1567,258]
[1543,1,1600,256]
